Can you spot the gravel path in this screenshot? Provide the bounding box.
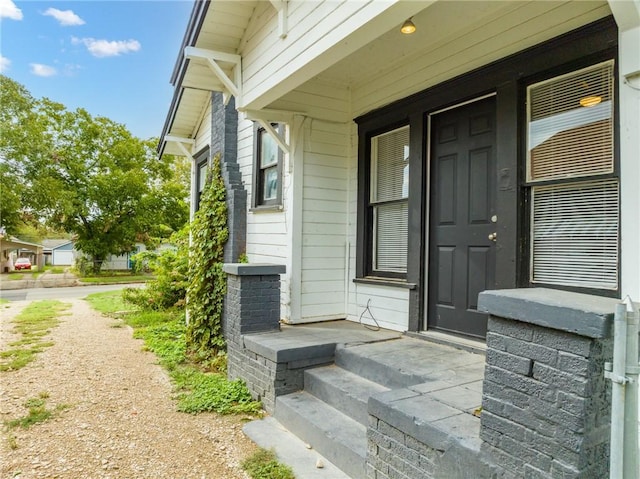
[0,299,256,479]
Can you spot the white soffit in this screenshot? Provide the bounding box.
[166,1,256,148]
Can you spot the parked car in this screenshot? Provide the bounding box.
[14,258,32,270]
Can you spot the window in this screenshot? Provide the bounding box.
[253,124,283,208]
[369,126,410,275]
[194,148,210,211]
[527,60,618,291]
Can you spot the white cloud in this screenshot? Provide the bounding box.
[30,63,57,77]
[43,7,85,26]
[0,55,10,73]
[72,37,141,58]
[0,0,23,20]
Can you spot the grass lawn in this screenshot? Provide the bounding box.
[84,291,261,415]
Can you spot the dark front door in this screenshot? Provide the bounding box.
[427,96,497,339]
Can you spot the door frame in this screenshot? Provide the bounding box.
[423,93,497,334]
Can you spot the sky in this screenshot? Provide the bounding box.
[0,0,194,140]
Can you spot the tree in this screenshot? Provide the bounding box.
[0,75,189,272]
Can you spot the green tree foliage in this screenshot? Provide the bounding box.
[0,75,189,272]
[186,155,228,356]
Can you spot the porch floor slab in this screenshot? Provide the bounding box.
[243,320,402,363]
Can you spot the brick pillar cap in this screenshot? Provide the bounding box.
[223,263,286,276]
[478,288,618,338]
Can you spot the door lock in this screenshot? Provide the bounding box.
[488,232,497,242]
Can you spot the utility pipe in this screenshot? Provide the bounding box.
[608,302,628,479]
[623,297,639,479]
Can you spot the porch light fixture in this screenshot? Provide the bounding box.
[579,95,602,107]
[400,18,416,34]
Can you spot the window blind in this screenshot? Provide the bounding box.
[371,126,410,273]
[528,61,614,182]
[371,127,410,203]
[374,202,408,272]
[531,179,618,290]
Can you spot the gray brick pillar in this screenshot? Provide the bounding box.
[210,93,246,264]
[222,264,285,403]
[223,263,285,336]
[478,288,617,479]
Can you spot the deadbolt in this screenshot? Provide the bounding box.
[488,232,497,242]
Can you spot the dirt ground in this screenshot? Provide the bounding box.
[0,299,257,479]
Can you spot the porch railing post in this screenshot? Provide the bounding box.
[606,303,628,479]
[623,297,639,479]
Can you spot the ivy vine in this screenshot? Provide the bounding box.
[186,154,229,356]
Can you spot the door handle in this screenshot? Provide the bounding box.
[488,232,497,242]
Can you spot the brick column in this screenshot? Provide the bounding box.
[210,93,246,264]
[222,263,286,411]
[478,288,617,479]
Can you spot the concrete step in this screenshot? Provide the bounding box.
[275,391,366,479]
[335,337,484,390]
[243,416,351,479]
[304,365,389,426]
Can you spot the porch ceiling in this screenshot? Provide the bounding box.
[274,0,612,117]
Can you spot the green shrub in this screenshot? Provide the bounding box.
[122,227,189,310]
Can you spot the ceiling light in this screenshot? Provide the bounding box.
[579,95,602,107]
[401,18,416,35]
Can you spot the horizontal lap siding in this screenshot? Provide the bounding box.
[300,116,350,321]
[241,0,403,108]
[239,116,292,319]
[348,284,410,332]
[351,1,610,116]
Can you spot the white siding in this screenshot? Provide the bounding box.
[239,0,421,109]
[299,117,350,322]
[194,100,212,154]
[348,283,410,332]
[240,116,292,319]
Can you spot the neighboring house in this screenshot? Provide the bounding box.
[0,235,44,272]
[42,239,75,266]
[160,0,639,335]
[45,241,160,270]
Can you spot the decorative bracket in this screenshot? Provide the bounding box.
[269,0,289,38]
[184,46,242,105]
[242,109,300,155]
[164,135,195,161]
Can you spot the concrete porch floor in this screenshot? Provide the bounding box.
[243,320,488,478]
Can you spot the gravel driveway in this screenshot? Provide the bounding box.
[0,299,256,479]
